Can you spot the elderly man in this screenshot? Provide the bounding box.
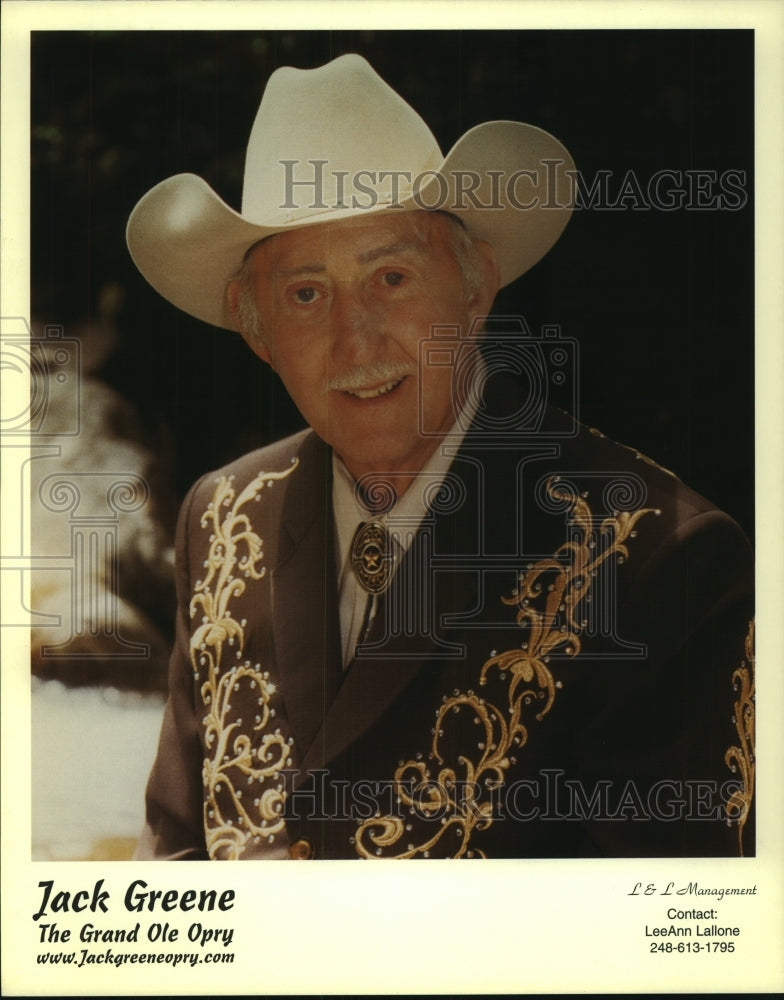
[128,54,754,860]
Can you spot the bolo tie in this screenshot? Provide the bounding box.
[349,517,395,649]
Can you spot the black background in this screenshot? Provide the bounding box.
[31,29,754,539]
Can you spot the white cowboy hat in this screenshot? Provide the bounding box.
[127,54,575,332]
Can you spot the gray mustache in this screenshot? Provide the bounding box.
[329,362,415,392]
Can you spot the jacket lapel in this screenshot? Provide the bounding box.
[293,443,486,782]
[281,376,540,782]
[270,433,344,759]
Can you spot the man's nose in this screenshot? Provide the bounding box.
[329,289,380,362]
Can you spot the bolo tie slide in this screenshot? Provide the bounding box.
[350,520,394,595]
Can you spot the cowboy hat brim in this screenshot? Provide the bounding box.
[126,119,575,332]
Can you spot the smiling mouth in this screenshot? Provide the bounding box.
[342,376,406,400]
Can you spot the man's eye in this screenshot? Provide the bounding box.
[381,271,405,287]
[293,286,318,303]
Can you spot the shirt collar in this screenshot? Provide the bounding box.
[332,360,483,578]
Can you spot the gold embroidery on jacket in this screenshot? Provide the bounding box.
[190,463,297,860]
[725,619,755,857]
[354,477,656,858]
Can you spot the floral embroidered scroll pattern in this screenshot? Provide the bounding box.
[354,478,656,858]
[725,620,755,857]
[190,463,297,860]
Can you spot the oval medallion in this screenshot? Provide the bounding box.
[350,520,393,594]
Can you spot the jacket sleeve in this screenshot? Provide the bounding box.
[134,479,209,860]
[572,506,755,857]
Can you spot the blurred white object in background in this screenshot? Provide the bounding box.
[31,679,165,860]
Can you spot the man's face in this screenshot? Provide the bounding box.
[236,211,497,492]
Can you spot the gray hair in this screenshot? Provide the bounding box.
[231,211,484,346]
[233,254,264,343]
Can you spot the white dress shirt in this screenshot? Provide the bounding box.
[332,378,481,666]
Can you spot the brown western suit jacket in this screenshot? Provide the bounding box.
[137,397,754,860]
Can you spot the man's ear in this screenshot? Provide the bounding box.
[469,239,501,320]
[226,278,273,366]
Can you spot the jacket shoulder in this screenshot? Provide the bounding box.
[556,412,738,526]
[174,429,317,560]
[191,429,313,498]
